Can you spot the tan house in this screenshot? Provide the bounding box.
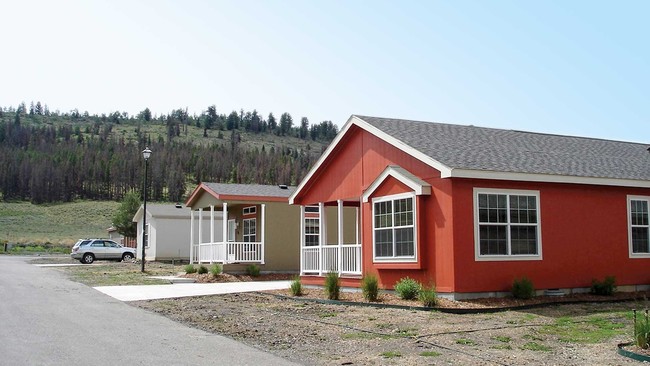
[185,182,357,273]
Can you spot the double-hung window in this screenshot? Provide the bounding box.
[628,196,650,257]
[304,218,319,246]
[372,193,416,261]
[474,189,541,260]
[243,218,256,242]
[242,218,256,252]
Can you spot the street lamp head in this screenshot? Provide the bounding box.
[142,147,152,160]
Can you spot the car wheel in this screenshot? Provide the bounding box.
[81,253,95,264]
[122,253,134,262]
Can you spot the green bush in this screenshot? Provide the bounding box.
[591,276,616,296]
[512,277,535,299]
[324,272,340,300]
[361,274,380,302]
[197,265,208,274]
[210,263,223,277]
[290,276,303,296]
[419,284,438,307]
[635,311,650,349]
[394,277,421,300]
[184,264,197,274]
[246,264,260,277]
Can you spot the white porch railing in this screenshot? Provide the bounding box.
[301,243,361,275]
[192,242,263,264]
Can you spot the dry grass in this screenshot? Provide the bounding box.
[0,201,119,245]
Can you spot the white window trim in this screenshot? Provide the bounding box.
[473,188,543,261]
[143,223,151,248]
[243,206,256,215]
[627,195,650,258]
[372,192,417,263]
[304,217,320,247]
[305,205,319,213]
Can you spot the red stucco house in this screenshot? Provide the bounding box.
[289,115,650,299]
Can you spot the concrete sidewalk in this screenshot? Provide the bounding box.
[95,280,291,301]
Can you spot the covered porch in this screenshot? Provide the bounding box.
[299,200,361,276]
[190,202,266,265]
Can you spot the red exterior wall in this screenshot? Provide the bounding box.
[296,125,650,294]
[450,179,650,293]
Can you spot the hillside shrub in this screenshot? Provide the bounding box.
[197,265,208,274]
[246,264,260,277]
[512,277,535,299]
[591,276,616,296]
[184,264,197,274]
[324,272,340,300]
[290,276,303,296]
[394,277,421,300]
[361,274,379,302]
[210,263,222,277]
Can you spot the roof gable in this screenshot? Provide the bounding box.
[362,166,431,202]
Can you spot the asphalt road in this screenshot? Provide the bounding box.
[0,256,299,366]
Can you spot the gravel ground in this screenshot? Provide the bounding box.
[131,291,647,366]
[30,257,647,365]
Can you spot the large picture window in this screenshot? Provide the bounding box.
[474,189,541,260]
[628,196,650,257]
[373,194,416,261]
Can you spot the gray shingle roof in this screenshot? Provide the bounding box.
[203,183,296,198]
[357,115,650,181]
[145,203,189,218]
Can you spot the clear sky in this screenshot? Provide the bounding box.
[2,0,648,142]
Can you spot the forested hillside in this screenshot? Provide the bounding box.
[0,102,338,203]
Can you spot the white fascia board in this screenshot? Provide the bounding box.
[450,169,650,188]
[132,206,144,223]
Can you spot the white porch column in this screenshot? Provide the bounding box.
[356,205,361,273]
[261,203,266,264]
[337,199,343,275]
[210,205,215,244]
[299,205,305,275]
[355,207,360,244]
[318,202,326,276]
[198,208,203,263]
[222,202,228,263]
[189,209,195,264]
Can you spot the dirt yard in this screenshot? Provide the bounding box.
[132,291,647,366]
[34,257,647,365]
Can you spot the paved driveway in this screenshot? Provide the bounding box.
[0,256,298,366]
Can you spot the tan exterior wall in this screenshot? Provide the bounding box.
[322,206,358,245]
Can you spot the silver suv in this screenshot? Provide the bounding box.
[71,239,136,264]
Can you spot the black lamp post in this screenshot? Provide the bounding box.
[141,147,152,273]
